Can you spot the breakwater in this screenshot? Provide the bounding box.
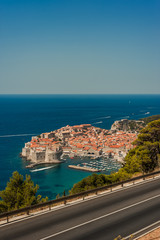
[68,165,100,172]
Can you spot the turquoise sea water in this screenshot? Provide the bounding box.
[0,94,160,199]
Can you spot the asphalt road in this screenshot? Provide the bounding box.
[1,178,160,240]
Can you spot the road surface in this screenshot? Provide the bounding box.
[1,178,160,240]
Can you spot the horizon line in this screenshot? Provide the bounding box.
[0,93,160,95]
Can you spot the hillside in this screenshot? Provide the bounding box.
[140,114,160,124]
[111,115,160,133]
[111,119,145,132]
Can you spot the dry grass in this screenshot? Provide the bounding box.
[138,227,160,240]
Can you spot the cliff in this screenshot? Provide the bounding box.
[111,115,160,133]
[111,119,145,132]
[140,114,160,124]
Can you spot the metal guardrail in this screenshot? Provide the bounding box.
[1,170,160,223]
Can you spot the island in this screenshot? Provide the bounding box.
[21,123,137,170]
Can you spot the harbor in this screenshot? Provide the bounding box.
[67,157,122,173]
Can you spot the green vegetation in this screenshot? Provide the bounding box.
[128,120,145,131]
[70,119,160,195]
[0,171,48,213]
[111,119,145,132]
[70,170,131,195]
[123,120,145,132]
[140,114,160,124]
[124,119,160,174]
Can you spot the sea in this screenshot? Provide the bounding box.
[0,94,160,199]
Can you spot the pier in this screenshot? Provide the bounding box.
[68,165,100,172]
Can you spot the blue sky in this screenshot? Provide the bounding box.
[0,0,160,94]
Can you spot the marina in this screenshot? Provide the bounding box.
[67,157,122,173]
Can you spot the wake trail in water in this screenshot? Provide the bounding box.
[30,166,55,172]
[103,116,111,119]
[92,121,103,124]
[95,116,111,120]
[0,134,38,138]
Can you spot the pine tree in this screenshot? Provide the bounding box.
[0,171,48,213]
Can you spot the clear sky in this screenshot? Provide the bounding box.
[0,0,160,94]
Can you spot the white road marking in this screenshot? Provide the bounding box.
[0,175,160,228]
[40,193,160,240]
[125,219,160,240]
